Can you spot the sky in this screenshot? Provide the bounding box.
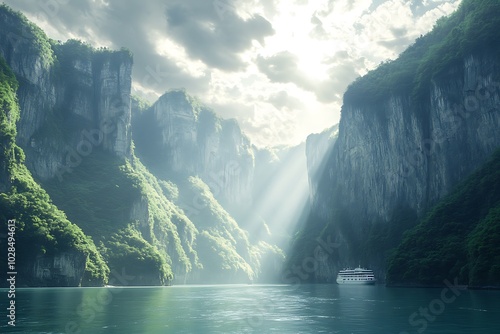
[2,0,461,148]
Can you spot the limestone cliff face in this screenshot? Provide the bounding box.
[33,48,132,180]
[151,91,198,173]
[134,90,254,209]
[26,252,87,287]
[0,9,54,153]
[305,125,338,217]
[330,55,500,222]
[0,11,133,180]
[305,54,500,280]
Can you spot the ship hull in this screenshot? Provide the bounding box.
[336,267,376,285]
[336,278,376,285]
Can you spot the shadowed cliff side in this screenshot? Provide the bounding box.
[289,0,500,286]
[0,53,108,287]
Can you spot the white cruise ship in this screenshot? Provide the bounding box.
[336,267,376,285]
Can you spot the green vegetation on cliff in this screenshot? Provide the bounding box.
[40,136,274,284]
[43,150,141,237]
[0,55,108,286]
[344,0,500,108]
[42,150,190,285]
[52,38,133,77]
[387,149,500,287]
[0,4,54,66]
[467,207,500,286]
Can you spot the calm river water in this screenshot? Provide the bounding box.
[1,284,499,333]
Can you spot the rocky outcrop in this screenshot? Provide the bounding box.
[134,90,254,209]
[33,47,132,180]
[26,252,87,287]
[0,8,54,153]
[329,54,500,223]
[0,10,133,181]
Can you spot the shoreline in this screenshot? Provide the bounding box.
[2,282,500,290]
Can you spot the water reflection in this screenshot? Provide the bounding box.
[1,285,499,333]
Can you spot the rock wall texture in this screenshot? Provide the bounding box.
[303,54,500,281]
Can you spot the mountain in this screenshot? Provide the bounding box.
[0,37,108,286]
[289,0,500,286]
[132,90,254,211]
[0,4,288,286]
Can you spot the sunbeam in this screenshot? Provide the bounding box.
[252,144,311,249]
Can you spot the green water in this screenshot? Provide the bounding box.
[1,284,499,333]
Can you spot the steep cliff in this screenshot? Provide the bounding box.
[0,8,132,180]
[0,47,108,287]
[292,0,500,283]
[334,56,500,227]
[133,90,254,210]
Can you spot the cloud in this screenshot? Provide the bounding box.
[2,0,208,98]
[309,14,329,40]
[1,0,462,147]
[316,63,361,103]
[256,50,363,104]
[207,100,297,148]
[410,0,459,16]
[164,0,274,71]
[267,90,305,110]
[3,0,272,98]
[256,51,312,88]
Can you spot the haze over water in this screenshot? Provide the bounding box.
[2,284,499,333]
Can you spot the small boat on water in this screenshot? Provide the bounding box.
[336,266,376,285]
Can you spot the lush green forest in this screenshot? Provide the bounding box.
[387,149,500,287]
[0,4,54,66]
[42,150,177,284]
[0,55,109,286]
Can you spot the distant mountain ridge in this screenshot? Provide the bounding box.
[133,89,254,210]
